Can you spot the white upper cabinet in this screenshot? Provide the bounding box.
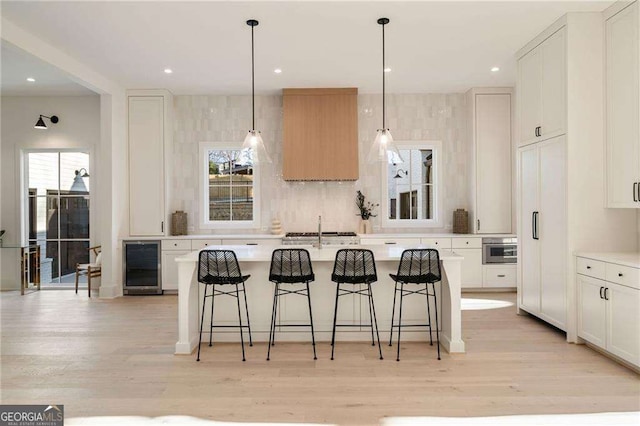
[468,89,513,234]
[128,91,173,236]
[518,27,567,146]
[605,1,640,208]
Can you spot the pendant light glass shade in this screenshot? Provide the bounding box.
[370,17,403,164]
[243,19,272,164]
[242,129,272,164]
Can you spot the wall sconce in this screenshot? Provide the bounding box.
[34,115,59,129]
[75,168,90,178]
[393,169,408,179]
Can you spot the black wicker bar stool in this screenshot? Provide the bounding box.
[196,250,253,362]
[330,248,383,360]
[389,249,442,361]
[267,249,317,360]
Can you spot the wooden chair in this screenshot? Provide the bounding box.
[75,246,102,297]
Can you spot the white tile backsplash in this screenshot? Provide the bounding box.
[172,93,468,235]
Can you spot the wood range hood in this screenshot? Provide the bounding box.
[282,88,359,181]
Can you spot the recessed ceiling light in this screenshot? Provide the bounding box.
[491,67,500,72]
[164,68,173,74]
[26,77,35,82]
[274,68,282,74]
[384,67,391,73]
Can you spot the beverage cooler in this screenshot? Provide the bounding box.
[122,240,162,295]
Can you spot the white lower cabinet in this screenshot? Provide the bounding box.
[161,250,190,291]
[482,265,517,288]
[455,248,483,289]
[577,256,640,368]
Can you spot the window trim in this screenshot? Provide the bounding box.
[381,140,443,229]
[199,141,261,229]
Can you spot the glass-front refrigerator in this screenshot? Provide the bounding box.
[123,240,162,295]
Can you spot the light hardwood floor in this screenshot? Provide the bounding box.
[0,291,638,425]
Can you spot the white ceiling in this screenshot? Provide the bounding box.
[1,41,97,96]
[1,1,612,95]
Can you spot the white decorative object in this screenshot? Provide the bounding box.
[271,219,282,235]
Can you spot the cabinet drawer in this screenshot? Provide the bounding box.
[221,238,281,246]
[483,265,517,288]
[421,238,452,249]
[191,239,222,250]
[576,257,606,280]
[606,263,640,290]
[162,239,192,251]
[452,238,482,249]
[361,238,421,246]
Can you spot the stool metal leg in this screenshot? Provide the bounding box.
[432,282,441,360]
[389,280,398,346]
[242,281,253,347]
[330,282,340,360]
[271,284,279,347]
[396,282,404,361]
[235,283,246,362]
[425,283,433,346]
[196,284,208,362]
[306,282,317,360]
[209,284,216,347]
[267,283,278,360]
[367,284,375,346]
[367,283,384,360]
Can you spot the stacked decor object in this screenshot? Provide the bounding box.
[453,209,469,234]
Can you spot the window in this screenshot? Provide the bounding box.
[382,141,442,228]
[25,151,91,286]
[199,142,260,229]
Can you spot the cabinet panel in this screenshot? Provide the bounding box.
[191,239,223,250]
[606,2,640,208]
[577,274,607,347]
[162,239,191,251]
[607,282,640,366]
[483,265,516,288]
[605,263,640,290]
[129,96,165,236]
[161,250,190,291]
[541,28,567,139]
[475,94,512,233]
[519,144,540,313]
[538,137,567,328]
[361,238,421,246]
[455,248,483,289]
[221,239,281,246]
[518,48,543,145]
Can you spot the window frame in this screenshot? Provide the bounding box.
[381,140,443,229]
[199,141,261,230]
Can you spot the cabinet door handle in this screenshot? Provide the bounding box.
[636,181,640,202]
[385,242,396,245]
[532,211,539,240]
[618,273,623,277]
[246,243,258,246]
[161,221,164,233]
[586,266,591,269]
[497,274,506,278]
[634,182,638,202]
[599,287,604,299]
[604,287,609,300]
[477,219,480,231]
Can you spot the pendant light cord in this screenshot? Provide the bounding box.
[382,21,386,131]
[251,23,255,131]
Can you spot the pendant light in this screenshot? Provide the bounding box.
[241,19,272,164]
[368,17,403,164]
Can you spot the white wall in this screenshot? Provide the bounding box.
[172,93,468,234]
[0,96,100,290]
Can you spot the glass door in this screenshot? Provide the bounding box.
[26,152,91,287]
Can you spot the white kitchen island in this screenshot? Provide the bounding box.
[175,245,465,356]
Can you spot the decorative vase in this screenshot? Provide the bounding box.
[359,219,372,234]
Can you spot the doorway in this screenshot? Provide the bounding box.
[25,151,91,287]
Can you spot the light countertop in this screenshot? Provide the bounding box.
[176,244,464,263]
[575,252,640,269]
[121,234,285,240]
[358,233,516,239]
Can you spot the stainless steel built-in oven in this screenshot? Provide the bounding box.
[482,237,517,264]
